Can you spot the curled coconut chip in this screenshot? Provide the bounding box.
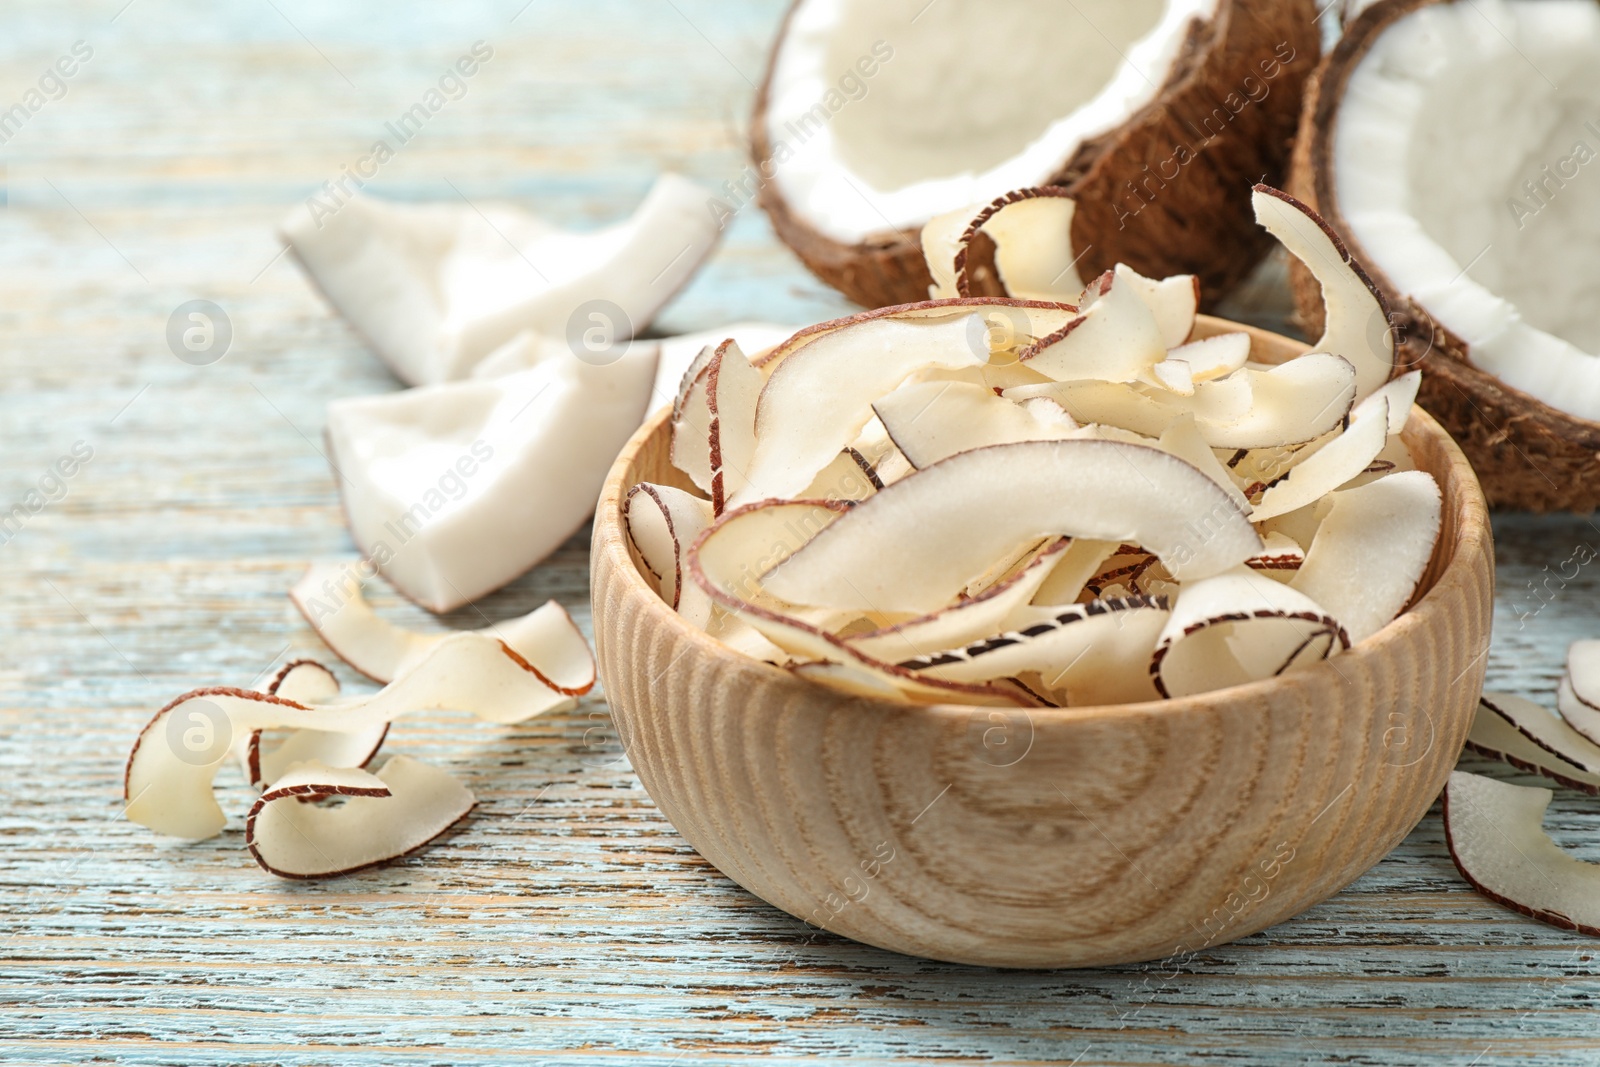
[126,631,582,841]
[281,173,720,385]
[1469,695,1600,796]
[290,562,595,688]
[1558,640,1600,748]
[237,659,388,793]
[246,756,476,880]
[1444,770,1600,937]
[626,184,1437,705]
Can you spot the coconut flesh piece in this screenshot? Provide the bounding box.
[1163,332,1251,383]
[1329,0,1600,420]
[325,333,655,613]
[1006,352,1357,450]
[125,632,582,841]
[1559,639,1600,746]
[1249,397,1390,522]
[1077,265,1200,350]
[289,562,594,690]
[236,659,389,793]
[735,313,997,504]
[760,0,1220,245]
[689,500,1034,706]
[1151,568,1347,699]
[955,188,1083,301]
[1019,265,1168,383]
[281,173,720,386]
[871,379,1077,470]
[245,756,476,880]
[1444,770,1600,936]
[1251,185,1395,403]
[1468,697,1600,795]
[624,482,715,628]
[670,340,762,513]
[762,439,1263,614]
[1289,469,1441,644]
[1477,691,1600,779]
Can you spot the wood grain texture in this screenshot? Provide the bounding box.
[591,315,1494,968]
[4,1,1600,1063]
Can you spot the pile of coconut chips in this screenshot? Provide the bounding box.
[123,567,595,878]
[625,185,1444,707]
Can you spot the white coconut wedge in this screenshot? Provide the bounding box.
[289,562,595,688]
[753,0,1320,309]
[1444,770,1600,936]
[245,757,476,880]
[1289,470,1441,643]
[1467,697,1600,796]
[326,336,655,612]
[282,173,719,385]
[872,379,1076,470]
[1251,185,1394,402]
[1151,569,1347,698]
[125,632,578,841]
[762,439,1262,614]
[624,482,716,628]
[1478,692,1600,778]
[1295,0,1600,510]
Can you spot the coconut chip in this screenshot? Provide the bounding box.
[1467,697,1600,796]
[126,631,583,841]
[1444,770,1600,936]
[290,563,595,688]
[1559,640,1600,748]
[246,756,476,879]
[237,659,388,793]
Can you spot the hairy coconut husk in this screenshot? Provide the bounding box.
[752,0,1321,311]
[1290,0,1600,512]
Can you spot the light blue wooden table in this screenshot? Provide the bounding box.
[3,2,1599,1064]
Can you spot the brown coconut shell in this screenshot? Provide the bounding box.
[751,0,1322,311]
[1290,0,1600,512]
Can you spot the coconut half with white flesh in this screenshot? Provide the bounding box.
[752,0,1320,309]
[282,173,720,385]
[1292,0,1600,510]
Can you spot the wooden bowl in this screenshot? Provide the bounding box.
[590,314,1493,968]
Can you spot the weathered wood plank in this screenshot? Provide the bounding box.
[4,0,1600,1063]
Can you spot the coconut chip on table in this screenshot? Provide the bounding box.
[623,183,1442,707]
[1442,635,1600,935]
[124,579,596,878]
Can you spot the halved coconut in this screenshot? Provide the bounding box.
[1444,770,1600,935]
[282,174,720,385]
[1291,0,1600,510]
[752,0,1320,308]
[325,335,656,612]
